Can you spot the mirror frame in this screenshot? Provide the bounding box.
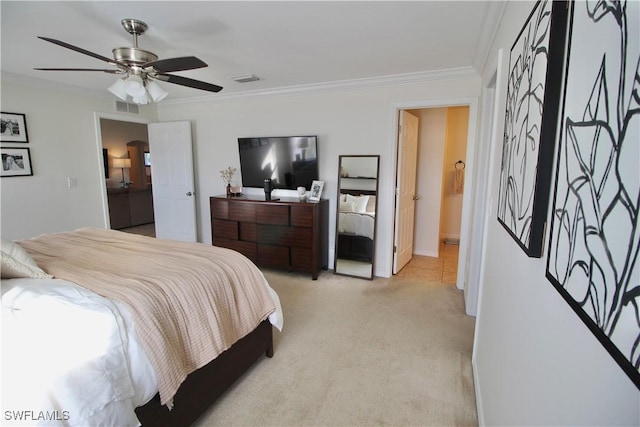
[334,155,380,280]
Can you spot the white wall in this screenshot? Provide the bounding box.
[156,78,481,277]
[0,79,157,240]
[440,106,468,241]
[411,107,446,257]
[472,1,640,425]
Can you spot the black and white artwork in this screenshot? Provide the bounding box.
[546,0,639,388]
[497,0,568,257]
[1,147,33,177]
[0,112,28,143]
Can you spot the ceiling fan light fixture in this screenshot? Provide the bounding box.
[132,91,150,105]
[146,80,168,102]
[125,74,146,97]
[108,78,128,101]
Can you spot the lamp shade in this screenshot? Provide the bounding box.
[108,78,128,101]
[125,75,146,97]
[146,80,168,102]
[113,158,131,168]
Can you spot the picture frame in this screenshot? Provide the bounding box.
[496,0,568,257]
[309,180,324,202]
[1,147,33,177]
[546,1,640,388]
[0,112,29,143]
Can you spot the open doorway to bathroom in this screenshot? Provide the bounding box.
[393,105,470,285]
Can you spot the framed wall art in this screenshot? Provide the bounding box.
[497,0,568,257]
[0,112,28,143]
[1,147,33,177]
[546,0,639,388]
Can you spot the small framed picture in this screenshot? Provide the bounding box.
[1,112,28,143]
[1,147,33,177]
[309,180,324,202]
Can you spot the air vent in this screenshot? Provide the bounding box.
[230,74,260,83]
[115,101,140,114]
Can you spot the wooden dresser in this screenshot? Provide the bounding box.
[210,195,329,279]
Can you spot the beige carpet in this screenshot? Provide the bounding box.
[194,267,477,426]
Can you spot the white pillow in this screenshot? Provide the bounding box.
[1,238,53,279]
[339,201,356,212]
[346,194,370,213]
[340,193,347,202]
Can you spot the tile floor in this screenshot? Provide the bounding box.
[396,242,459,284]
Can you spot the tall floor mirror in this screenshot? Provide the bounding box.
[334,155,380,280]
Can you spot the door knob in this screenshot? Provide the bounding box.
[186,191,193,196]
[413,195,420,201]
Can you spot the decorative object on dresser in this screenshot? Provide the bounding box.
[308,180,324,202]
[211,195,329,279]
[297,186,307,200]
[0,112,28,143]
[334,155,380,280]
[263,178,275,200]
[1,147,33,177]
[220,166,236,197]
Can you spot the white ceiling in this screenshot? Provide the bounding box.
[1,1,500,101]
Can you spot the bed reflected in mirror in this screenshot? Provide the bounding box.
[334,155,380,280]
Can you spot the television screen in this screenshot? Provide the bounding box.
[238,136,318,190]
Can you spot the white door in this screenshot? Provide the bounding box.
[393,110,419,273]
[148,121,197,242]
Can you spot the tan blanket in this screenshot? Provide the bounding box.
[19,228,276,407]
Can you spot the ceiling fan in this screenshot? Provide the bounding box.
[35,18,223,103]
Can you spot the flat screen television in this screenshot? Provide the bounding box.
[238,136,318,190]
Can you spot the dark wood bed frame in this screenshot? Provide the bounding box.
[135,319,273,426]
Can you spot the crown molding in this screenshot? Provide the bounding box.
[472,1,507,77]
[162,67,480,106]
[2,66,480,107]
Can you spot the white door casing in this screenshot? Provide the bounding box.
[393,110,419,274]
[148,121,197,242]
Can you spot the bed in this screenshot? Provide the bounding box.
[1,228,283,426]
[337,191,376,262]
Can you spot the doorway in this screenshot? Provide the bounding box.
[390,97,479,294]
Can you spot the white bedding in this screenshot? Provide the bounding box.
[1,276,283,426]
[338,211,375,240]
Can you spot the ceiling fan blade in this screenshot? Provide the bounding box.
[34,67,122,74]
[37,36,117,65]
[144,56,207,73]
[156,74,223,93]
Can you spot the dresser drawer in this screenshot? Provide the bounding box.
[291,247,312,269]
[258,244,290,268]
[291,205,314,227]
[229,202,256,223]
[240,222,257,242]
[211,199,229,220]
[257,204,289,225]
[214,238,257,262]
[279,226,312,248]
[212,219,238,240]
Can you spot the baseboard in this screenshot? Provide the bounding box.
[413,249,439,258]
[440,233,461,242]
[472,358,485,426]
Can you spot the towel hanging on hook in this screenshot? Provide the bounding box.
[453,160,465,194]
